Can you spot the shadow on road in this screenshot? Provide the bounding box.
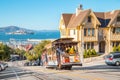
[72,64,120,73]
[0,67,34,79]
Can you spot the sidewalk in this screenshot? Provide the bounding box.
[83,55,105,67]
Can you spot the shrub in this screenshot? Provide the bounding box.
[117,45,120,52]
[113,46,117,52]
[91,49,97,55]
[83,49,99,58]
[83,49,88,58]
[87,49,92,57]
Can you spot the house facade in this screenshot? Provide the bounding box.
[59,5,120,54]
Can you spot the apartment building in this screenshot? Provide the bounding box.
[59,5,120,54]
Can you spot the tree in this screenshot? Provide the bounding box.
[25,51,38,61]
[33,40,51,57]
[0,43,12,61]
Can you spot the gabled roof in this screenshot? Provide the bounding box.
[62,14,73,27]
[94,12,111,27]
[61,9,120,29]
[94,10,120,27]
[67,9,91,28]
[107,10,120,26]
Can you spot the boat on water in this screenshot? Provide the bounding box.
[6,30,34,35]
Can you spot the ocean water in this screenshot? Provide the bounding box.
[0,30,60,42]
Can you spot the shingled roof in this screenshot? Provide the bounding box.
[67,9,91,29]
[62,14,73,27]
[61,9,120,28]
[94,12,111,27]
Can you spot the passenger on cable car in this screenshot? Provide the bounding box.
[41,49,48,66]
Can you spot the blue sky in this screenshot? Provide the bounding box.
[0,0,120,30]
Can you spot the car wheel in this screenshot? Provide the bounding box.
[115,61,120,66]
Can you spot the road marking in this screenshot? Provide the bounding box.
[11,67,20,80]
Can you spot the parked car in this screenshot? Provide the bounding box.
[105,52,120,66]
[2,63,8,68]
[24,61,40,66]
[24,62,29,66]
[0,63,5,71]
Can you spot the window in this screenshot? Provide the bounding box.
[84,42,94,50]
[112,27,120,34]
[84,29,87,36]
[112,42,115,47]
[91,42,94,49]
[84,43,86,49]
[116,27,120,34]
[70,30,76,36]
[112,28,115,34]
[112,41,120,47]
[87,42,90,49]
[61,29,66,35]
[114,54,120,58]
[84,28,95,36]
[88,16,91,22]
[117,16,120,22]
[73,30,76,35]
[92,28,95,36]
[88,28,91,36]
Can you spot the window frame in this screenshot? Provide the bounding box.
[88,16,91,22]
[84,42,94,50]
[117,16,120,22]
[84,28,95,37]
[112,27,120,34]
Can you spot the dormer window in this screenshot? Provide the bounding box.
[117,16,120,22]
[88,16,91,22]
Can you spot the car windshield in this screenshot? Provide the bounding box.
[106,55,112,58]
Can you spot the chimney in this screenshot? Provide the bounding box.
[76,4,83,16]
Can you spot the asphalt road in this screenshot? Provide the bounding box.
[21,61,120,80]
[23,65,120,80]
[0,66,39,80]
[1,61,120,80]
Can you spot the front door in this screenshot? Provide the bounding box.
[99,41,105,53]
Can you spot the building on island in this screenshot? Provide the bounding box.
[59,5,120,54]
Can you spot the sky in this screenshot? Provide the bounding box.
[0,0,120,30]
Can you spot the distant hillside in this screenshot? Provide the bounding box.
[0,26,32,33]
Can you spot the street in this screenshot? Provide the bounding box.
[0,66,38,80]
[0,61,120,80]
